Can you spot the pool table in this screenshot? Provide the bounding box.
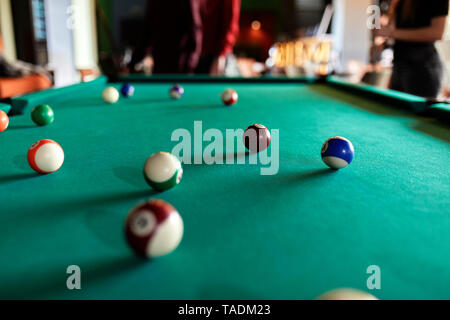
[0,75,449,300]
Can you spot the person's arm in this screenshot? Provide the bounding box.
[392,16,448,42]
[210,0,241,75]
[219,0,241,57]
[180,0,203,73]
[130,0,154,70]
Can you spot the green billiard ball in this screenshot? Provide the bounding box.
[143,152,183,191]
[32,105,54,126]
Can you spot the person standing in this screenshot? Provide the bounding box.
[378,0,449,98]
[132,0,241,75]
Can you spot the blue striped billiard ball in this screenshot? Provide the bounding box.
[121,83,135,98]
[321,136,354,169]
[169,85,184,99]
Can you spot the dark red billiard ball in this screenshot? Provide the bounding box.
[221,89,238,106]
[243,124,271,153]
[125,199,184,258]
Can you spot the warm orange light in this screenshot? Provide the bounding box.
[251,20,261,31]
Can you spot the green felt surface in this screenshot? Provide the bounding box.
[327,76,429,113]
[10,77,107,115]
[0,103,11,114]
[431,103,450,117]
[0,80,449,300]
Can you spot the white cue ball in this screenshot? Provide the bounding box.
[102,87,120,104]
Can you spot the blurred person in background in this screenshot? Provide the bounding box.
[0,53,51,81]
[0,33,51,81]
[131,0,241,75]
[377,0,449,98]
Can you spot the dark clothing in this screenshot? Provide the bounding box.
[391,0,448,98]
[142,0,202,74]
[135,0,240,74]
[394,0,448,60]
[199,0,240,57]
[195,54,215,74]
[390,47,443,98]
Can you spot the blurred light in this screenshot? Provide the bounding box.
[380,48,394,67]
[265,57,275,68]
[268,47,277,57]
[251,20,261,31]
[253,62,265,73]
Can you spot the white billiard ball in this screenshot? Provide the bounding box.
[102,87,120,104]
[317,288,378,300]
[27,139,64,174]
[125,199,184,258]
[143,152,183,191]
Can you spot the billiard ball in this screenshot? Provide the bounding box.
[121,83,135,98]
[27,139,64,174]
[222,89,238,106]
[125,199,184,258]
[0,110,9,132]
[143,152,183,191]
[102,87,120,104]
[243,124,271,153]
[317,288,378,300]
[31,104,54,126]
[321,136,354,169]
[169,84,184,99]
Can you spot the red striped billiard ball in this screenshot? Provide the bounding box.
[243,124,271,153]
[125,199,184,258]
[221,89,238,106]
[27,139,65,174]
[0,110,9,132]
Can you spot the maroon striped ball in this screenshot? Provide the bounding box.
[125,199,184,258]
[243,124,271,153]
[221,89,238,106]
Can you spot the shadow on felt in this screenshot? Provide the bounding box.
[182,151,251,170]
[310,84,450,144]
[113,165,146,188]
[0,254,147,299]
[0,172,38,184]
[410,119,450,144]
[0,189,157,225]
[7,124,36,130]
[309,84,411,117]
[280,168,337,182]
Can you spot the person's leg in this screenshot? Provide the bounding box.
[195,55,214,74]
[389,60,407,93]
[406,53,444,98]
[392,47,444,98]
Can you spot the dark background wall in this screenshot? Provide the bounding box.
[96,0,330,60]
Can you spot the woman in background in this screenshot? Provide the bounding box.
[378,0,448,98]
[131,0,241,75]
